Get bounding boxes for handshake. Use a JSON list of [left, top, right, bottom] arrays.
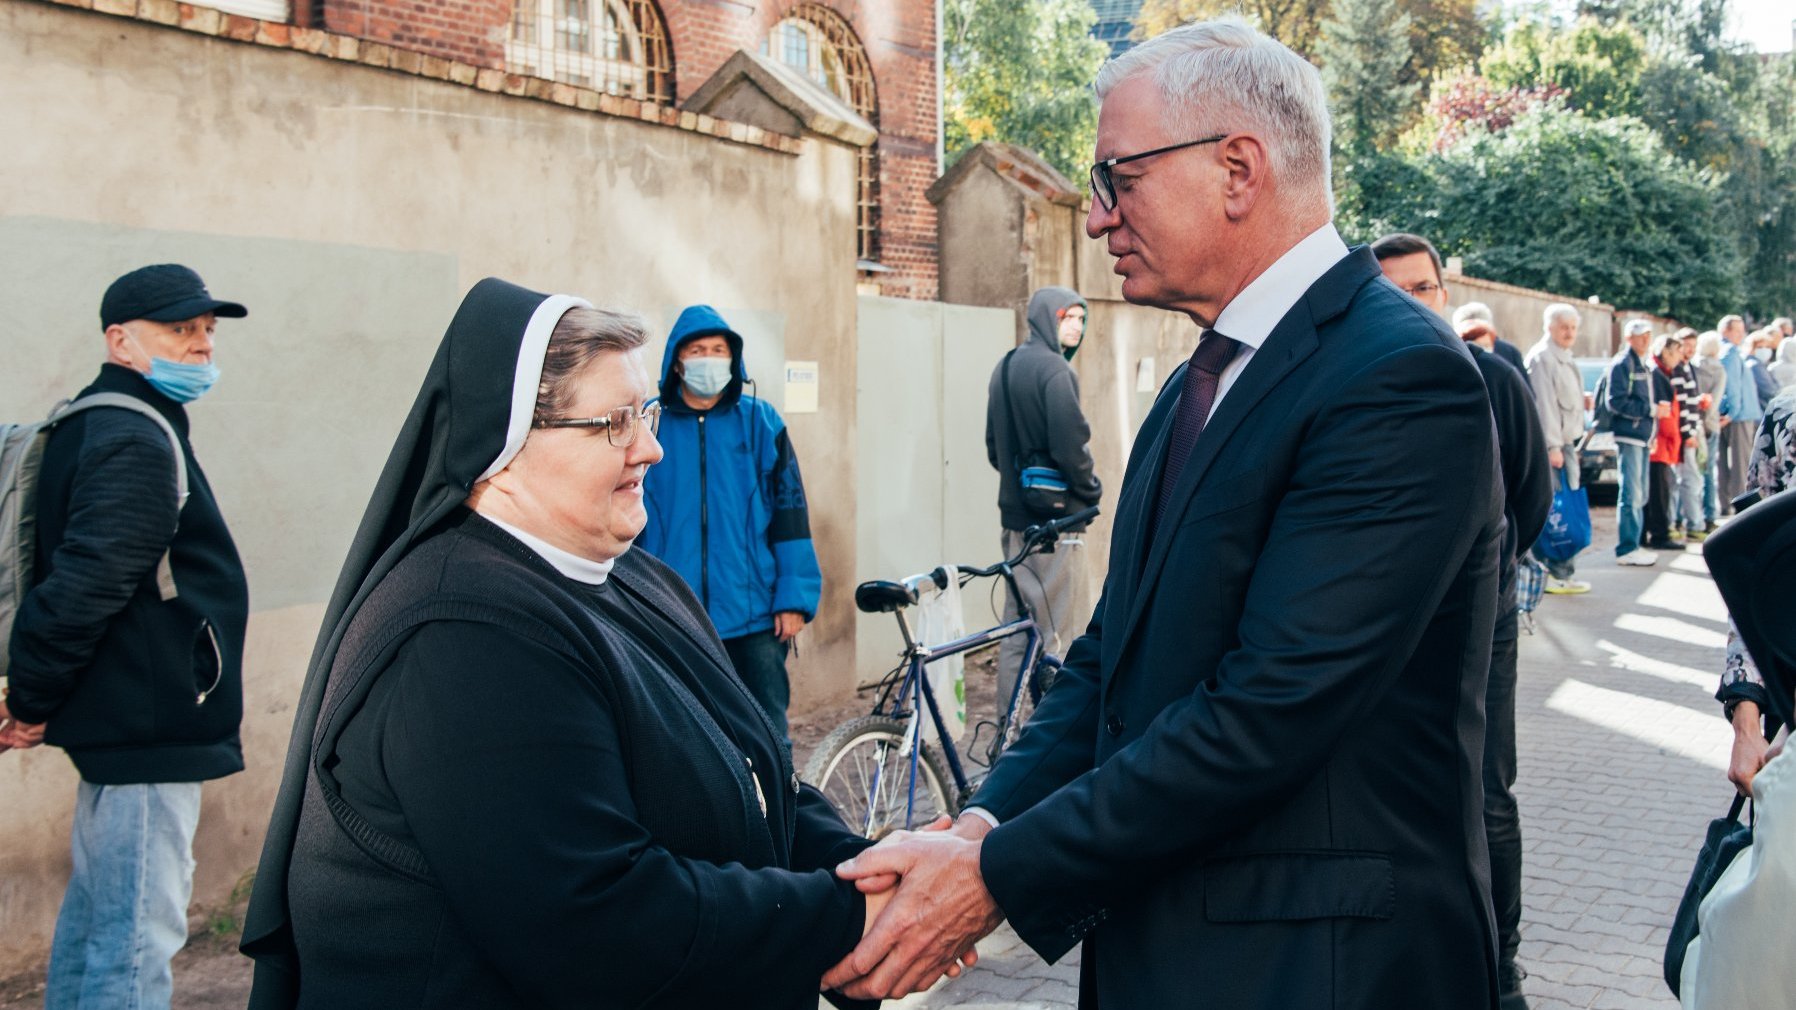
[[821, 813, 1008, 1000]]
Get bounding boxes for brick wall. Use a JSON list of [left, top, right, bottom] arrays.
[[313, 0, 941, 298], [320, 0, 509, 67]]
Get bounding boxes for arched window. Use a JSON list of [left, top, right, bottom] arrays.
[[764, 5, 879, 264], [507, 0, 674, 104]]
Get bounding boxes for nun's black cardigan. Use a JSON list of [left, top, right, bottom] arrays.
[[285, 510, 874, 1008]]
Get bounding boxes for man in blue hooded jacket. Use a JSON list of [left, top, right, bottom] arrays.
[[639, 306, 822, 739]]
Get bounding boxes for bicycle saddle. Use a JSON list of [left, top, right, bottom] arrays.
[[854, 580, 916, 613]]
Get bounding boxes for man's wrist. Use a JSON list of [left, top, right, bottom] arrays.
[[958, 807, 999, 833]]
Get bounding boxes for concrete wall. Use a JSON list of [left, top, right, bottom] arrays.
[[1446, 273, 1618, 360], [0, 0, 864, 973], [853, 297, 1012, 679]]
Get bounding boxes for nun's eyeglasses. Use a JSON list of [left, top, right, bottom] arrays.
[[535, 403, 662, 448]]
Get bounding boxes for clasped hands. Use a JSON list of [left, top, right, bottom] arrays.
[[822, 814, 1006, 1000]]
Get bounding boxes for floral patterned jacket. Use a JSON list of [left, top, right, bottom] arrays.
[[1718, 388, 1796, 719]]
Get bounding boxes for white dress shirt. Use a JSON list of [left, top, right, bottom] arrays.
[[1204, 222, 1350, 413]]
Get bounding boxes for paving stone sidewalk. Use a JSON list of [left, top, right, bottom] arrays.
[[851, 510, 1732, 1009]]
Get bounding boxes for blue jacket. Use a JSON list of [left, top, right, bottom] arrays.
[[638, 306, 822, 640], [1604, 348, 1656, 446], [1720, 342, 1763, 423]]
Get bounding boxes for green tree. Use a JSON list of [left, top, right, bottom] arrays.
[[1318, 0, 1420, 153], [1134, 0, 1485, 88], [1134, 0, 1329, 57], [942, 0, 1109, 182], [1373, 103, 1745, 322], [1482, 17, 1648, 118]]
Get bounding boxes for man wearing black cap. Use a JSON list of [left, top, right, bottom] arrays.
[[0, 265, 250, 1010]]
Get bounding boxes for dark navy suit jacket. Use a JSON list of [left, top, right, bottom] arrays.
[[971, 247, 1504, 1010]]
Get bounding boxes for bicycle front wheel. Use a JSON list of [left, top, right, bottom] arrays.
[[803, 715, 957, 839]]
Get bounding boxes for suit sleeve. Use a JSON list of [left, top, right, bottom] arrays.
[[979, 343, 1499, 962], [7, 422, 181, 723], [1043, 370, 1102, 504], [379, 622, 865, 1007], [1492, 362, 1552, 553], [763, 415, 821, 620]]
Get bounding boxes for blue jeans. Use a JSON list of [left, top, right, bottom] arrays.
[[46, 781, 202, 1010], [1703, 433, 1721, 523], [1615, 441, 1650, 556], [1676, 452, 1704, 529], [723, 629, 791, 743]]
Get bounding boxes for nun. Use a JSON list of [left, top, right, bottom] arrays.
[[240, 279, 886, 1008]]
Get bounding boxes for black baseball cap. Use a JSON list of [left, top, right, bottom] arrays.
[[99, 264, 248, 329]]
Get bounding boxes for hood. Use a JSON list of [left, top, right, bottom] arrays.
[[1026, 286, 1088, 361], [1778, 337, 1796, 366], [660, 304, 747, 412], [242, 277, 590, 992]]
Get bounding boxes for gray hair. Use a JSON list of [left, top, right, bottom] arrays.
[[1095, 17, 1333, 217], [534, 307, 648, 419], [1697, 331, 1723, 358], [1451, 302, 1493, 327], [1624, 319, 1653, 338], [1543, 303, 1580, 328], [1717, 314, 1744, 334]]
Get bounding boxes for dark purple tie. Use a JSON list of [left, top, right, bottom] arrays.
[[1154, 332, 1241, 531]]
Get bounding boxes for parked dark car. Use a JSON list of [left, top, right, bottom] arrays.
[[1575, 357, 1619, 505]]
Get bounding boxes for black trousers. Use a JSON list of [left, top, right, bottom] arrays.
[[1486, 568, 1524, 972], [1644, 460, 1677, 545]]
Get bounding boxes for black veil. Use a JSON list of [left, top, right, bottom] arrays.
[[241, 278, 590, 1006]]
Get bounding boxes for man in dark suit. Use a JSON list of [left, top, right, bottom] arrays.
[[1377, 232, 1551, 1010], [824, 17, 1505, 1009]]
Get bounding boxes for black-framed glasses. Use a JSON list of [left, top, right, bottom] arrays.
[[534, 402, 662, 448], [1090, 134, 1228, 210], [1400, 281, 1442, 298]]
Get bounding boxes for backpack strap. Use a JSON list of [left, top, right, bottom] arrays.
[[49, 393, 189, 601]]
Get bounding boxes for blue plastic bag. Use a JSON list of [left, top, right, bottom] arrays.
[[1535, 471, 1592, 563]]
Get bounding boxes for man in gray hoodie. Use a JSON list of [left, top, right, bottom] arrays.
[[985, 286, 1103, 726]]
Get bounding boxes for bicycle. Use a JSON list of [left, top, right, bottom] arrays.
[[802, 505, 1100, 839]]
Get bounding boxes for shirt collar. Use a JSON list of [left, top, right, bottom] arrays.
[[1210, 223, 1349, 349], [477, 510, 616, 585]]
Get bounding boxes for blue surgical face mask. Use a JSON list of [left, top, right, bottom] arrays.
[[680, 356, 733, 398], [130, 336, 220, 403]]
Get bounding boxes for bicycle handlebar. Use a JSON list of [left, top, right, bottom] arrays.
[[897, 505, 1104, 592]]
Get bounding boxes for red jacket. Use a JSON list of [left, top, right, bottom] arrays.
[[1652, 359, 1682, 464]]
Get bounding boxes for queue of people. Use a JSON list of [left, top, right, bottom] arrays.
[[1, 14, 1793, 1010]]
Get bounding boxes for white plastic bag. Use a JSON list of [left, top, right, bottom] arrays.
[[1681, 737, 1796, 1008], [911, 566, 967, 745]]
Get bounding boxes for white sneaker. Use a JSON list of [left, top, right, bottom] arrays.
[[1617, 550, 1658, 567]]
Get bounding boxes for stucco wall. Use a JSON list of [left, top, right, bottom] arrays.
[[0, 0, 864, 974], [1447, 273, 1618, 360]]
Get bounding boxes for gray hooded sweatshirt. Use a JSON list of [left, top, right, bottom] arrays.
[[985, 286, 1103, 530]]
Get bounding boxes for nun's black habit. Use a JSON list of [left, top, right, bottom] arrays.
[[242, 279, 874, 1009]]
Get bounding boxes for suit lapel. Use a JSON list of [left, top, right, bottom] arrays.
[[1107, 378, 1181, 612], [1111, 247, 1382, 660]]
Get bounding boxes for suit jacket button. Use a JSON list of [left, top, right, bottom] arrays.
[[1106, 714, 1124, 736]]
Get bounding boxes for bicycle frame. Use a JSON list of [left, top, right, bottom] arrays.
[[880, 572, 1046, 828]]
